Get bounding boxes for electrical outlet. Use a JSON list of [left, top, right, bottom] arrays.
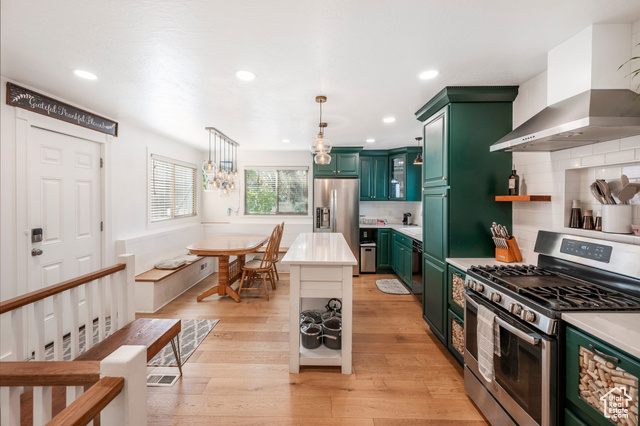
[[226, 208, 231, 216], [201, 262, 207, 270]]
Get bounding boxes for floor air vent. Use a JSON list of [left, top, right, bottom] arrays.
[[147, 373, 179, 387]]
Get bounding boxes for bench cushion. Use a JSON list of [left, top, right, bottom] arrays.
[[135, 257, 201, 282], [75, 318, 181, 362]]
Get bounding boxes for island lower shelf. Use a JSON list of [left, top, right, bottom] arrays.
[[282, 233, 356, 375], [299, 336, 342, 366]]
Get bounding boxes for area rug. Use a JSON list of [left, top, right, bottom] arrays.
[[30, 318, 218, 367], [375, 279, 410, 295], [148, 319, 218, 367]]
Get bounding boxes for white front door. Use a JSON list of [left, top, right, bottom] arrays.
[[27, 126, 102, 345]]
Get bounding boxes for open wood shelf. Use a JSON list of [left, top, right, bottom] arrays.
[[495, 195, 551, 202]]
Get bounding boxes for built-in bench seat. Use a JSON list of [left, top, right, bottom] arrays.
[[116, 225, 215, 313], [135, 256, 202, 282]]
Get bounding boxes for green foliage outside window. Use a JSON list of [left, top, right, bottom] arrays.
[[245, 168, 308, 215]]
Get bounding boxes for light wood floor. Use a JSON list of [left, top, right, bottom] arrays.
[[140, 272, 488, 425]]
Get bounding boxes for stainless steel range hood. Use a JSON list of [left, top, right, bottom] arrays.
[[490, 89, 640, 152]]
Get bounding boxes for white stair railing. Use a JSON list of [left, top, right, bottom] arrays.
[[0, 254, 136, 426]]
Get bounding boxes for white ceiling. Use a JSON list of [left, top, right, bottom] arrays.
[[2, 1, 640, 152]]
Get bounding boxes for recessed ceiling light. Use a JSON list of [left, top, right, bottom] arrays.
[[383, 117, 396, 123], [366, 138, 375, 143], [282, 139, 290, 143], [236, 70, 256, 81], [73, 69, 97, 80], [419, 70, 439, 80]]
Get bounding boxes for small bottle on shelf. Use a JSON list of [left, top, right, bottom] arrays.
[[582, 210, 594, 230], [508, 168, 520, 196]]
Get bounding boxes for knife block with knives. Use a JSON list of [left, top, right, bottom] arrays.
[[491, 222, 523, 263]]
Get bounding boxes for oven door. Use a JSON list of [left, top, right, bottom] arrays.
[[464, 292, 556, 426]]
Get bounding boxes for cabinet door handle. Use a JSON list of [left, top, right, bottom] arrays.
[[442, 176, 447, 180], [589, 344, 620, 364], [442, 194, 446, 198]]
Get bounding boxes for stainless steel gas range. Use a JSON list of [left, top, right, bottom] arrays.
[[463, 231, 640, 426]]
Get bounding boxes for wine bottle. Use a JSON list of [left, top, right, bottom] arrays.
[[508, 169, 519, 196]]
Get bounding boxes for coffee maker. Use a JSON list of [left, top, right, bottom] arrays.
[[402, 212, 412, 225]]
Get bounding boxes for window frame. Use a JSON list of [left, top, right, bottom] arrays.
[[243, 166, 309, 216], [149, 153, 198, 223]]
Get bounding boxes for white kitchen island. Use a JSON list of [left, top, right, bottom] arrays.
[[281, 232, 357, 374]]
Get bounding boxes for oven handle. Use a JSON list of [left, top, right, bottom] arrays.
[[465, 292, 540, 346], [495, 317, 540, 346]]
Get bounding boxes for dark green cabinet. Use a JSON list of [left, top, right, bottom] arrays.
[[313, 148, 362, 177], [389, 154, 406, 200], [565, 325, 640, 426], [422, 256, 446, 342], [360, 155, 388, 201], [376, 229, 392, 270], [422, 107, 448, 188], [447, 265, 466, 318], [390, 230, 413, 287], [388, 148, 421, 201], [415, 86, 518, 347], [336, 153, 359, 176], [422, 187, 448, 263]]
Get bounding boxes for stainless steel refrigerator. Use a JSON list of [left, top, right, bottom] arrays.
[[313, 178, 360, 276]]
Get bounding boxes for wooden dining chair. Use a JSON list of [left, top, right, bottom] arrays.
[[253, 221, 285, 285], [237, 225, 279, 300]]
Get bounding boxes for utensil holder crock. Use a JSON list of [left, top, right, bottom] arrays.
[[601, 204, 632, 234]]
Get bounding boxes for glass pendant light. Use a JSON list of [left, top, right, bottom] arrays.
[[413, 137, 423, 165], [311, 96, 332, 163], [204, 127, 240, 195]]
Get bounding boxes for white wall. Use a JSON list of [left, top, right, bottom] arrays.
[[0, 76, 205, 300], [200, 149, 314, 248], [510, 21, 640, 262]]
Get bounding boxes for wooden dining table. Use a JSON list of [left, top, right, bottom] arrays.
[[187, 234, 269, 303]]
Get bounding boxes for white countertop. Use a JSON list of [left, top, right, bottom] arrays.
[[562, 312, 640, 359], [360, 224, 422, 242], [446, 258, 528, 271], [281, 232, 357, 266]]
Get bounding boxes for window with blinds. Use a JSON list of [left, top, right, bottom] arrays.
[[150, 155, 197, 222], [244, 167, 308, 215]]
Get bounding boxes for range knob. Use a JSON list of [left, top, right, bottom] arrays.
[[509, 303, 523, 315], [521, 310, 536, 322], [465, 279, 474, 288], [475, 282, 484, 292], [490, 293, 502, 303]]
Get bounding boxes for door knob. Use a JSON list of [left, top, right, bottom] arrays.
[[31, 248, 43, 256]]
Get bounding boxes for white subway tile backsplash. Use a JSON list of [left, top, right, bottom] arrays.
[[570, 145, 594, 158], [592, 140, 620, 154], [513, 133, 640, 262], [620, 135, 640, 150], [605, 149, 636, 164], [581, 154, 606, 166]]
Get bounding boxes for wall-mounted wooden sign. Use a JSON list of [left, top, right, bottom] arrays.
[[6, 82, 118, 136]]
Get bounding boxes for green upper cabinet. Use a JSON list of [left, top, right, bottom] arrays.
[[389, 154, 406, 200], [422, 107, 447, 188], [388, 148, 421, 201], [313, 147, 362, 177], [360, 153, 388, 201], [415, 86, 518, 259]]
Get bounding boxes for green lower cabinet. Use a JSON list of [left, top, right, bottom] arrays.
[[376, 229, 391, 271], [565, 409, 589, 426], [447, 309, 464, 365], [400, 243, 412, 287], [565, 325, 640, 426], [423, 255, 446, 343]]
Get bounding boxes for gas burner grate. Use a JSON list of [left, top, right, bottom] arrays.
[[522, 285, 640, 310]]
